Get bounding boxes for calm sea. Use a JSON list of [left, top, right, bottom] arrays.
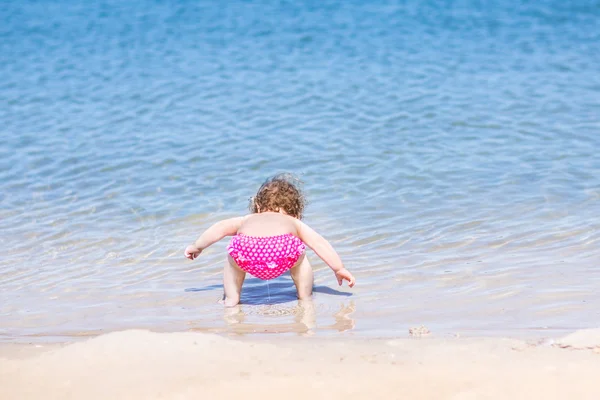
[[1, 0, 599, 341]]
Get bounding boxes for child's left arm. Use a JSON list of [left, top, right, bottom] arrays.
[[185, 217, 245, 260], [294, 219, 355, 287]]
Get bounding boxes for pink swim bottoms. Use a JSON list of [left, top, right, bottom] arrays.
[[227, 233, 306, 280]]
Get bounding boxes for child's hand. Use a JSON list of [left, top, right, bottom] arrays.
[[184, 245, 201, 260], [335, 268, 356, 288]]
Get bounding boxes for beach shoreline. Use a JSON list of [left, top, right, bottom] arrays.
[[1, 329, 599, 400]]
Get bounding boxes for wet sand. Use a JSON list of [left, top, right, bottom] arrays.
[[1, 329, 600, 399]]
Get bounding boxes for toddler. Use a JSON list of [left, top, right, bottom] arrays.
[[185, 174, 355, 306]]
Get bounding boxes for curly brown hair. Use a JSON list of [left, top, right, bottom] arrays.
[[249, 173, 306, 219]]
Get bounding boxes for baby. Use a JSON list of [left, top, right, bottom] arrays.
[[185, 174, 355, 306]]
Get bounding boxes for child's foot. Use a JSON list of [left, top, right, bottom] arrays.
[[222, 297, 240, 307]]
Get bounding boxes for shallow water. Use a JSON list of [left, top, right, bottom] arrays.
[[1, 0, 599, 342]]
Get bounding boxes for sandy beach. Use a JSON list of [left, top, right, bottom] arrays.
[[1, 329, 600, 400]]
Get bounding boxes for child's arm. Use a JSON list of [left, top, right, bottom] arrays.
[[295, 219, 355, 287], [185, 217, 245, 260]]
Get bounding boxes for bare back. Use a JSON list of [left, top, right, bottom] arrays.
[[237, 212, 298, 237]]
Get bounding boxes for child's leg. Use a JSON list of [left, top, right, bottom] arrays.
[[290, 254, 313, 300], [223, 255, 246, 307]]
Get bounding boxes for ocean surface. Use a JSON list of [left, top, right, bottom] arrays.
[[1, 0, 599, 342]]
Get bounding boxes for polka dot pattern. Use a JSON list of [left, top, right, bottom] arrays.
[[227, 233, 306, 280]]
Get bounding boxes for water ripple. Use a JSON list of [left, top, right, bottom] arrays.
[[1, 0, 599, 341]]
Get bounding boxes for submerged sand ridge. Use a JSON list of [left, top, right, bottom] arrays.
[[1, 329, 600, 399]]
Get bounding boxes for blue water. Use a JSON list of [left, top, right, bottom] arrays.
[[1, 0, 599, 341]]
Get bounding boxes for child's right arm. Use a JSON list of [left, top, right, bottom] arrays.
[[184, 217, 245, 260], [295, 219, 355, 287]]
